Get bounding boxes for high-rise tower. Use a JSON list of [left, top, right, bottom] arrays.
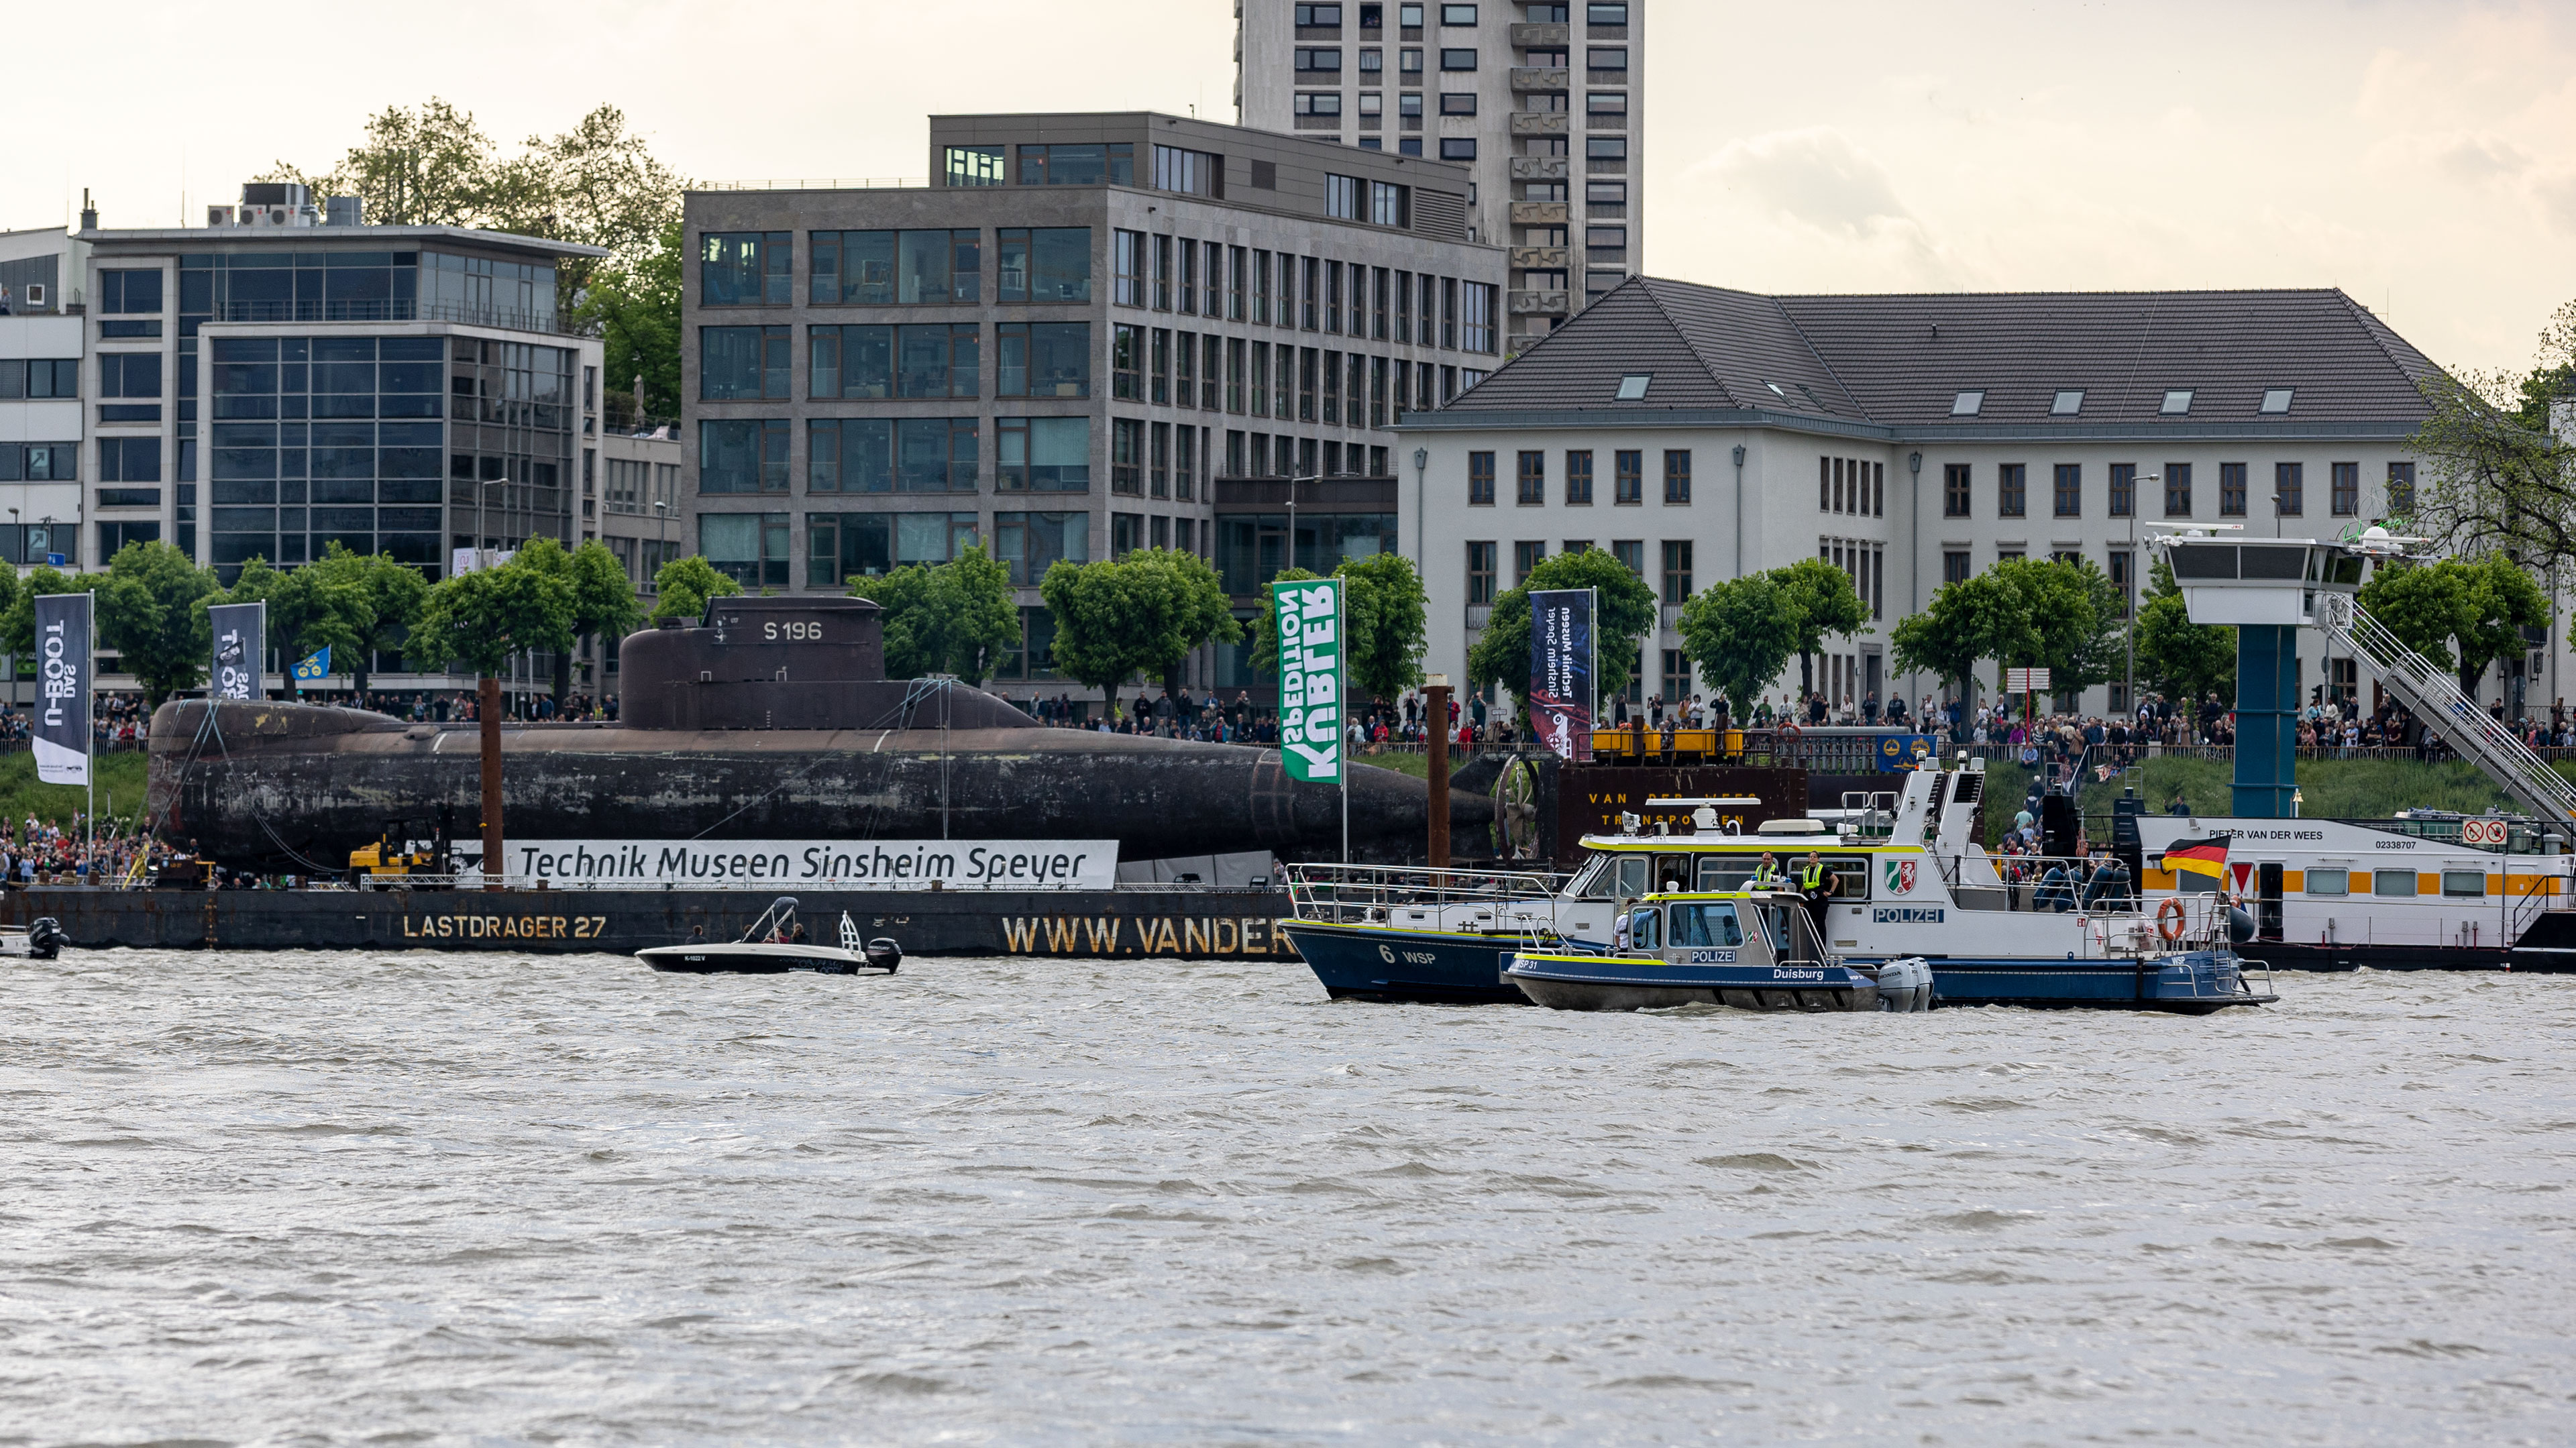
[[1238, 1, 1640, 353]]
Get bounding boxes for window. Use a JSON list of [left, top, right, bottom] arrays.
[[1513, 540, 1546, 583], [1997, 463, 2026, 517], [1326, 174, 1362, 220], [1587, 1, 1627, 19], [1295, 92, 1345, 117], [996, 322, 1091, 398], [99, 352, 162, 399], [896, 324, 979, 398], [1585, 137, 1626, 163], [1400, 47, 1424, 73], [0, 443, 76, 482], [1114, 230, 1146, 308], [1360, 49, 1385, 76], [1152, 146, 1223, 199], [1440, 48, 1479, 69], [1370, 180, 1411, 226], [700, 231, 792, 307], [1461, 282, 1496, 353], [1615, 373, 1650, 400], [894, 418, 978, 492], [2275, 461, 2303, 516], [1466, 541, 1497, 603], [99, 437, 161, 484], [1295, 46, 1344, 72], [1112, 418, 1142, 495], [2051, 389, 2084, 416], [2220, 462, 2247, 516], [993, 510, 1090, 585], [1943, 463, 1970, 517], [700, 512, 793, 588], [2161, 389, 2194, 415], [944, 146, 1006, 186], [1950, 390, 1983, 416], [1440, 138, 1479, 161], [2106, 462, 2135, 518], [2260, 388, 2294, 414], [1566, 450, 1594, 504], [1614, 449, 1642, 504], [807, 419, 891, 494], [808, 325, 892, 399], [1515, 450, 1545, 504], [1660, 540, 1692, 603], [1467, 449, 1496, 504], [2387, 461, 2416, 516], [1441, 2, 1477, 20], [1943, 551, 1971, 584], [700, 326, 790, 400], [1296, 1, 1343, 21], [1587, 180, 1628, 207], [1150, 329, 1171, 404], [808, 229, 978, 305], [2053, 463, 2082, 517], [699, 420, 790, 494], [2332, 461, 2359, 516], [2372, 869, 2418, 897], [1587, 92, 1627, 116], [2164, 463, 2192, 516], [1440, 92, 1479, 115], [2305, 868, 2349, 897], [0, 359, 78, 399], [1016, 143, 1134, 186], [100, 270, 164, 315], [1111, 512, 1144, 557], [1111, 325, 1142, 400], [998, 417, 1091, 494], [1303, 258, 1322, 329], [1662, 450, 1690, 504], [997, 227, 1092, 303]]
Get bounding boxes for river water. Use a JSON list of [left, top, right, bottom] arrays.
[[1, 952, 2570, 1446]]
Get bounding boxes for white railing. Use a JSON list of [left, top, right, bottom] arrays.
[[2317, 594, 2576, 830], [1286, 862, 1567, 936]]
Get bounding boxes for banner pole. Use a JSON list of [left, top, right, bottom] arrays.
[[1340, 577, 1349, 866]]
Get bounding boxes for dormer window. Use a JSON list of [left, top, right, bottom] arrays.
[[2260, 388, 2294, 414], [2161, 389, 2194, 415], [1615, 372, 1650, 400], [1950, 390, 1984, 416], [2051, 389, 2084, 415]]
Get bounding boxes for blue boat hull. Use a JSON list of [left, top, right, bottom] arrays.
[[1503, 953, 1880, 1012], [1856, 950, 2271, 1013], [1279, 920, 1529, 1005]]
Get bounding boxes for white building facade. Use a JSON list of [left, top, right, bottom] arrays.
[[1399, 277, 2472, 720]]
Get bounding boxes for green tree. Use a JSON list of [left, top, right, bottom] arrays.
[[512, 537, 642, 704], [576, 218, 684, 424], [1246, 553, 1429, 705], [649, 555, 743, 624], [1040, 549, 1243, 705], [857, 543, 1019, 685], [1465, 547, 1660, 714], [270, 557, 377, 693], [2131, 560, 2237, 711], [407, 558, 576, 679], [95, 541, 219, 706], [2402, 295, 2576, 555], [329, 547, 430, 693], [256, 98, 508, 229], [1774, 557, 1870, 697], [2357, 554, 2551, 700], [1677, 573, 1799, 716], [0, 565, 87, 657], [1891, 572, 1998, 714], [1990, 555, 2126, 691]]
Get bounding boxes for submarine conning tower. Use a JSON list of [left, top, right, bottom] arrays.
[[616, 596, 1037, 732]]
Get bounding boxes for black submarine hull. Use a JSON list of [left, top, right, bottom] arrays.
[[148, 701, 1477, 871]]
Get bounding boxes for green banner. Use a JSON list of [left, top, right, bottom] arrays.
[[1273, 576, 1343, 782]]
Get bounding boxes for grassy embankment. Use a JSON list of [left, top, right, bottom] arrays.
[[2075, 754, 2538, 826], [0, 750, 152, 833]]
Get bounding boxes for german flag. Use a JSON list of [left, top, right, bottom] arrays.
[[2158, 836, 2231, 891]]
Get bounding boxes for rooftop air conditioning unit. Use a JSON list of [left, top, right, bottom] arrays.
[[206, 205, 236, 227]]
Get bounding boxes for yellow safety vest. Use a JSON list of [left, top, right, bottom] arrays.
[[1798, 863, 1825, 891]]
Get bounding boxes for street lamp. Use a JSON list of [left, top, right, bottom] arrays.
[[1411, 446, 1428, 577], [2129, 474, 2159, 722]]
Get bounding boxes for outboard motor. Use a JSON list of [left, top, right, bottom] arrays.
[[25, 917, 67, 959], [1873, 956, 1934, 1012], [864, 938, 903, 973]]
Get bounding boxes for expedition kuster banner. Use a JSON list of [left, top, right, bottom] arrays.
[[1273, 576, 1343, 783], [32, 590, 91, 786], [209, 601, 265, 702], [1528, 586, 1596, 763]]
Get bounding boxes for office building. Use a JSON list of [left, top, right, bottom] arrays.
[[0, 226, 89, 575], [1238, 0, 1642, 350], [1399, 276, 2452, 718], [681, 111, 1506, 699]]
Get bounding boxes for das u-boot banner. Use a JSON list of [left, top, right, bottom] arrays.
[[32, 591, 91, 786], [209, 601, 266, 702]]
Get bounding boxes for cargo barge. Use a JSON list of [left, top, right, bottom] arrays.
[[0, 885, 1301, 960]]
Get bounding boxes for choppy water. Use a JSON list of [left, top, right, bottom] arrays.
[[2, 953, 2571, 1445]]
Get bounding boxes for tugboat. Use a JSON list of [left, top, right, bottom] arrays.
[[1503, 890, 1933, 1012], [637, 897, 902, 976]]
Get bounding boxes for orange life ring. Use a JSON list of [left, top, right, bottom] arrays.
[[1778, 722, 1803, 740], [2155, 896, 2187, 943]]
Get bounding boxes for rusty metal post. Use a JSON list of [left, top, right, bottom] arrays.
[[480, 674, 504, 891], [1426, 677, 1451, 868]]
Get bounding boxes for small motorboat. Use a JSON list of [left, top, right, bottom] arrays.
[[1503, 891, 1932, 1013], [0, 917, 68, 960], [637, 897, 901, 976]]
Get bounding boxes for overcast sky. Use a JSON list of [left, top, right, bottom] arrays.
[[7, 0, 2569, 372]]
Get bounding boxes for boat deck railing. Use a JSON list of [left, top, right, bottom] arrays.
[[1931, 850, 2146, 915], [1286, 862, 1568, 933]]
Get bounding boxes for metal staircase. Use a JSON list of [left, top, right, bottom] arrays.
[[2314, 593, 2576, 830]]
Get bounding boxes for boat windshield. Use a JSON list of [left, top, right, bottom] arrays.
[[1580, 853, 1653, 899], [1668, 901, 1743, 947], [1695, 856, 1759, 892]]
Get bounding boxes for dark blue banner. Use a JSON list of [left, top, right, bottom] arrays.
[[1529, 588, 1595, 763]]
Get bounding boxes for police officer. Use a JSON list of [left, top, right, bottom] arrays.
[[1750, 851, 1786, 889], [1796, 849, 1837, 944]]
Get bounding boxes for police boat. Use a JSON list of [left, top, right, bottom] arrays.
[[1503, 890, 1934, 1013], [637, 897, 902, 976]]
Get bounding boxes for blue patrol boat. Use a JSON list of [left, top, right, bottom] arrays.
[[1278, 865, 1566, 1004], [1502, 891, 1933, 1012]]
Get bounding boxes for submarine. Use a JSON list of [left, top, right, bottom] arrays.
[[147, 595, 1479, 871]]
